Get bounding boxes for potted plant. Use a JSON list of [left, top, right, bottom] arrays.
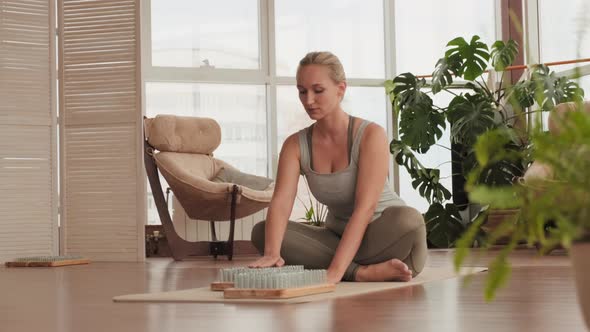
[[297, 177, 327, 227], [454, 100, 590, 327], [386, 35, 583, 248]]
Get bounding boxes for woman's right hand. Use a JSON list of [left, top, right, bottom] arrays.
[[248, 255, 285, 268]]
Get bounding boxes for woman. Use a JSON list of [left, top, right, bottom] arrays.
[[250, 51, 427, 283]]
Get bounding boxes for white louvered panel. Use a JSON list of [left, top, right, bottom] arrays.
[[59, 0, 143, 261], [62, 124, 138, 261], [0, 125, 54, 260], [61, 1, 137, 127], [0, 0, 52, 126], [0, 0, 57, 263]]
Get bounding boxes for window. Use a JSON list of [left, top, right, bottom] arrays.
[[143, 0, 505, 223], [538, 0, 590, 70], [394, 0, 497, 75], [145, 83, 267, 175], [536, 0, 590, 128], [276, 87, 388, 146], [394, 0, 498, 213], [275, 0, 385, 78], [151, 0, 260, 69], [145, 1, 267, 225]]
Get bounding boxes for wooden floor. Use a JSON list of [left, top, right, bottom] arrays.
[[0, 249, 586, 332]]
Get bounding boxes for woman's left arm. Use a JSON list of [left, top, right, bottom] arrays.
[[327, 123, 390, 283]]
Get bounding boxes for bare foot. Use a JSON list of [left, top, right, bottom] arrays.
[[354, 259, 413, 282]]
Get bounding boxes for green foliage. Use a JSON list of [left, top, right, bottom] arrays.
[[398, 97, 446, 153], [464, 129, 526, 186], [297, 177, 327, 227], [424, 203, 465, 248], [391, 140, 452, 204], [432, 55, 463, 94], [447, 94, 496, 147], [472, 127, 518, 166], [387, 35, 583, 249], [386, 73, 429, 118], [454, 208, 488, 268], [468, 186, 522, 209], [410, 168, 452, 204], [490, 40, 518, 71], [511, 80, 536, 108], [455, 105, 590, 301], [531, 65, 585, 111], [445, 35, 490, 81], [484, 241, 515, 301]]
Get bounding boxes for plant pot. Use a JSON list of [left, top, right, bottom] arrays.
[[482, 209, 520, 244], [570, 241, 590, 329]]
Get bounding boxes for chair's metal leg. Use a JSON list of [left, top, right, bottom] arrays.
[[227, 185, 238, 261], [210, 221, 218, 242], [144, 139, 209, 260], [210, 221, 218, 259]]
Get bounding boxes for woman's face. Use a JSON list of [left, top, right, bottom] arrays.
[[296, 64, 346, 120]]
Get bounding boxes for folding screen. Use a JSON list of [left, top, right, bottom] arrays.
[[0, 0, 58, 262], [58, 0, 144, 261]]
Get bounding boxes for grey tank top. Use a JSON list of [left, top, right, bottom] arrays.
[[298, 116, 405, 236]]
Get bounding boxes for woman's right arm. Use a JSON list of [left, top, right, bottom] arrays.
[[248, 134, 301, 268]]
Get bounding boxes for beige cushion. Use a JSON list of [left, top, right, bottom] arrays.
[[213, 167, 273, 191], [144, 115, 221, 154], [155, 152, 220, 184], [154, 152, 273, 220], [154, 152, 274, 200]]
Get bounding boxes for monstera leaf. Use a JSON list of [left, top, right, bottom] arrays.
[[463, 150, 524, 187], [384, 79, 396, 104], [447, 94, 496, 147], [554, 76, 585, 102], [424, 203, 465, 248], [445, 35, 490, 81], [392, 140, 452, 204], [387, 73, 429, 116], [399, 97, 445, 153], [461, 126, 525, 186], [509, 80, 536, 108], [490, 40, 518, 71], [464, 81, 495, 101], [531, 65, 560, 111], [431, 54, 463, 94], [410, 168, 452, 204], [531, 66, 585, 111], [390, 139, 423, 172]]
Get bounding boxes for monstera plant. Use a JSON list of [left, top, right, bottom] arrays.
[[385, 35, 584, 248]]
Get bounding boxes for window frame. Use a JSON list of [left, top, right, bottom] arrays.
[[141, 0, 395, 188], [140, 0, 590, 223], [524, 0, 590, 127]]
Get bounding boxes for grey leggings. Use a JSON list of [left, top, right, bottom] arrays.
[[250, 205, 427, 281]]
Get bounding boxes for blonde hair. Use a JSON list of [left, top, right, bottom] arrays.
[[296, 51, 346, 83]]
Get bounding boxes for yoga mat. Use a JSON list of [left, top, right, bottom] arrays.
[[113, 266, 486, 304]]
